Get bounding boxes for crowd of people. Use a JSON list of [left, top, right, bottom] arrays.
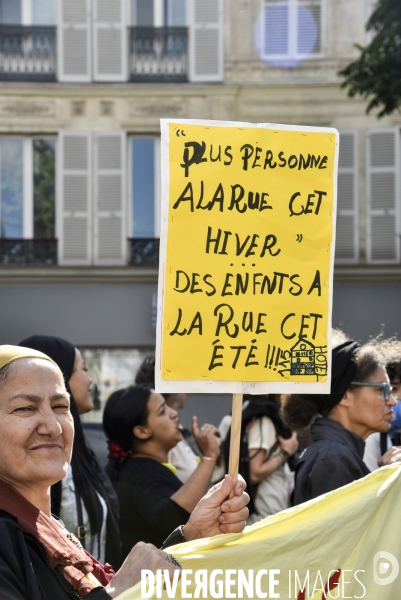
[[0, 328, 400, 598]]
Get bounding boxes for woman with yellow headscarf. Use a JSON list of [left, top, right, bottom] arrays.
[[0, 345, 249, 600]]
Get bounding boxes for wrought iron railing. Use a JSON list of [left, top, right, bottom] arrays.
[[128, 238, 159, 266], [0, 239, 57, 265], [0, 25, 56, 81], [129, 27, 188, 82]]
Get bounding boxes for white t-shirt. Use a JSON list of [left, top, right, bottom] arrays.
[[246, 416, 293, 524], [59, 465, 107, 563], [363, 432, 392, 472], [168, 439, 200, 483]]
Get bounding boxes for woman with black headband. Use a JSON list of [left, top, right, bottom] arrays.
[[282, 340, 398, 505], [19, 335, 121, 568]]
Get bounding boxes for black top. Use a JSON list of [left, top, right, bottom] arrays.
[[111, 457, 190, 558], [292, 417, 371, 505], [0, 510, 111, 600]]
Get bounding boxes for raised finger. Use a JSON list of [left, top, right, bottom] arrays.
[[192, 415, 199, 436]]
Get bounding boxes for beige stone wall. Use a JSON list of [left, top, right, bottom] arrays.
[[0, 0, 394, 134], [0, 0, 398, 280]]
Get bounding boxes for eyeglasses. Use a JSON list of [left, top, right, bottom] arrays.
[[351, 381, 394, 401]]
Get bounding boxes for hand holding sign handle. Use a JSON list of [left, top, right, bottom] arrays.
[[228, 393, 244, 496]]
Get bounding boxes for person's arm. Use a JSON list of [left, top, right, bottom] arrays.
[[106, 475, 249, 597], [249, 432, 298, 483], [170, 418, 220, 512], [105, 543, 179, 599]]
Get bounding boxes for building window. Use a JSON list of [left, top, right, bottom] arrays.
[[32, 0, 56, 25], [131, 0, 186, 27], [0, 139, 23, 237], [0, 0, 55, 25], [131, 137, 159, 238], [0, 136, 55, 239], [0, 0, 21, 24], [164, 0, 186, 26], [33, 139, 56, 238], [131, 0, 154, 26], [258, 0, 323, 68]]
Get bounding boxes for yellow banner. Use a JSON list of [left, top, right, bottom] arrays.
[[118, 465, 401, 600], [157, 120, 338, 392]]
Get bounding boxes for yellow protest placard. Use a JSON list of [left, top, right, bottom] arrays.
[[156, 120, 338, 394]]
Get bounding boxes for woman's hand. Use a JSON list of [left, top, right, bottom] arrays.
[[378, 446, 401, 467], [182, 474, 249, 541], [192, 416, 220, 461], [277, 432, 298, 456], [105, 542, 180, 598]]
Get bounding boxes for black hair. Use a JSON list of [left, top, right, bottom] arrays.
[[135, 356, 155, 388], [103, 385, 152, 482], [134, 356, 173, 401], [387, 362, 401, 381]]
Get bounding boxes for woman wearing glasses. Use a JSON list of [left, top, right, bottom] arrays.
[[282, 340, 399, 505]]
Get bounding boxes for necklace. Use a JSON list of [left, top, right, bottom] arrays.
[[66, 531, 84, 549], [52, 516, 84, 549]]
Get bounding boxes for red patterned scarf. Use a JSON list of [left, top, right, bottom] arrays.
[[0, 479, 113, 598]]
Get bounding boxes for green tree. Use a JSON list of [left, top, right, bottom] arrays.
[[339, 0, 401, 117]]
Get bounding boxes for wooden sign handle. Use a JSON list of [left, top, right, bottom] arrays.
[[228, 393, 243, 488]]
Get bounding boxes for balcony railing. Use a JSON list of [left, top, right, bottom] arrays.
[[128, 238, 159, 266], [0, 239, 57, 265], [0, 25, 56, 81], [129, 27, 188, 82]]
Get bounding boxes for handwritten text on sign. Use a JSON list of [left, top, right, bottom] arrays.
[[160, 122, 337, 383]]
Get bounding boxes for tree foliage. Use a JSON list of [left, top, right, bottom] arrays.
[[339, 0, 401, 118]]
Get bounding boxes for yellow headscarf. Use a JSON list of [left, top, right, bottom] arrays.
[[0, 345, 58, 371]]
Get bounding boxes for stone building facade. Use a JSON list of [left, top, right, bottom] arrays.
[[0, 0, 399, 419]]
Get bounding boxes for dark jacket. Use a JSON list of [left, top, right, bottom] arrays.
[[0, 510, 111, 600], [292, 417, 371, 505]]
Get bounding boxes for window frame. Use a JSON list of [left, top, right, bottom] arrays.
[[260, 0, 325, 64], [130, 0, 188, 27], [0, 134, 56, 240], [129, 135, 161, 240], [21, 0, 56, 25]]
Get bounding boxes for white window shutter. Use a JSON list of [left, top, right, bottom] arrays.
[[335, 131, 359, 263], [297, 0, 323, 56], [58, 0, 91, 82], [93, 0, 127, 82], [366, 128, 400, 263], [94, 132, 126, 265], [189, 0, 223, 82], [58, 132, 92, 265]]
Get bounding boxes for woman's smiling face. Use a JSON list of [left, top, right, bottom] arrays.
[[0, 358, 74, 494]]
